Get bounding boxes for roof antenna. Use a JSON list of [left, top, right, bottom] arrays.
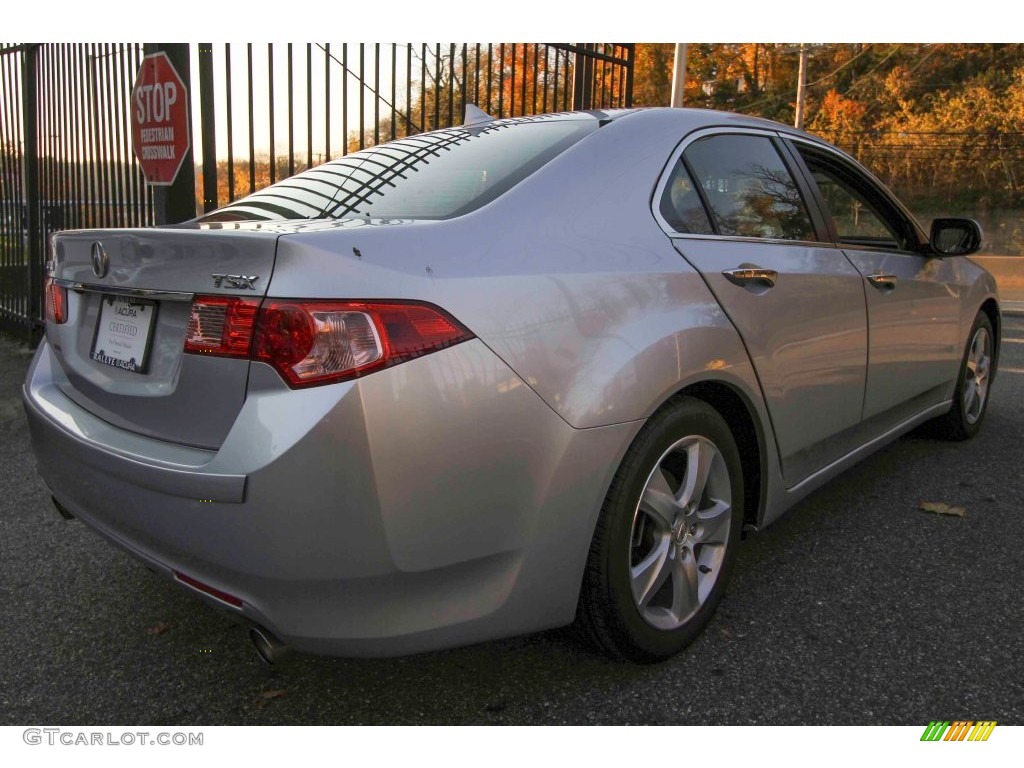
[[463, 103, 496, 127]]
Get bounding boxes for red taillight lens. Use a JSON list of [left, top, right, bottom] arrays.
[[185, 297, 473, 387], [251, 302, 320, 372], [44, 277, 67, 325], [375, 303, 473, 364], [185, 296, 260, 357], [254, 300, 473, 388]]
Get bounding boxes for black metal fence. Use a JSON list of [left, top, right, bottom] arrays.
[[0, 42, 633, 342], [197, 43, 634, 211], [1, 43, 154, 341]]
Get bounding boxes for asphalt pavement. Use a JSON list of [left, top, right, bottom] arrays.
[[1, 317, 1022, 726]]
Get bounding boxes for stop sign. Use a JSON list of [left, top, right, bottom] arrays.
[[131, 52, 191, 185]]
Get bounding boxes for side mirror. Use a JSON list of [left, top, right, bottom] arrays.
[[930, 218, 982, 256]]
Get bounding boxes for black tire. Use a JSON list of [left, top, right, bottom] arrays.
[[577, 396, 744, 663], [931, 311, 995, 441]]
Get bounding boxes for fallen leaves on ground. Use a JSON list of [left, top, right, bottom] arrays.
[[254, 689, 287, 707], [919, 501, 967, 517], [145, 622, 172, 636], [719, 627, 746, 640]]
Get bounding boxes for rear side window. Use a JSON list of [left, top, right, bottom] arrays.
[[200, 117, 598, 223], [659, 161, 714, 234], [683, 134, 815, 241]]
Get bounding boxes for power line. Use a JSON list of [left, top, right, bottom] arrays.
[[815, 129, 1024, 136], [805, 44, 875, 87]]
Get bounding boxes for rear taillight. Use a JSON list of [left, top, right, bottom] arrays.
[[253, 300, 474, 388], [185, 296, 260, 357], [183, 297, 473, 388], [44, 277, 67, 325]]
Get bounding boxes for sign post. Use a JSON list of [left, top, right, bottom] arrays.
[[133, 44, 196, 223]]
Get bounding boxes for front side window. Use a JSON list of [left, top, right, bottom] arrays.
[[683, 134, 815, 241], [199, 116, 598, 223], [812, 170, 895, 242], [796, 145, 919, 252]]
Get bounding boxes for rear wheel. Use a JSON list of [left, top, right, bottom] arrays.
[[931, 311, 995, 441], [578, 397, 744, 662]]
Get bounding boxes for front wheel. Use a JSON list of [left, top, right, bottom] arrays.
[[577, 397, 744, 663], [931, 311, 995, 441]]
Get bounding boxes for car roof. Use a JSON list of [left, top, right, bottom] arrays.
[[609, 106, 824, 142], [467, 107, 836, 158]]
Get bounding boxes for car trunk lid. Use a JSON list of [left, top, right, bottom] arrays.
[[46, 227, 279, 449]]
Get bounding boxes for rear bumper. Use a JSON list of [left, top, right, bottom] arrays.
[[24, 339, 640, 657]]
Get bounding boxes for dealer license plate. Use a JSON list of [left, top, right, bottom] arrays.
[[90, 295, 157, 373]]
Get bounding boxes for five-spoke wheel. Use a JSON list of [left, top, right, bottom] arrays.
[[577, 397, 743, 662], [630, 435, 733, 631], [932, 311, 996, 440], [962, 323, 992, 426]]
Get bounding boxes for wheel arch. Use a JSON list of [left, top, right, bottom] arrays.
[[573, 380, 764, 660], [647, 379, 766, 532]]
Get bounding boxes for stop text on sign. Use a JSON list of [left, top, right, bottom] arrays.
[[135, 82, 179, 124]]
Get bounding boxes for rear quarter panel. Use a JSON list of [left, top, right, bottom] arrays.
[[273, 110, 773, 432]]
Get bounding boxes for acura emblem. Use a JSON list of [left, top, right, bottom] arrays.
[[90, 242, 109, 279]]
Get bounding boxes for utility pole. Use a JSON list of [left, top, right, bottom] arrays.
[[671, 44, 687, 107], [794, 43, 809, 130]]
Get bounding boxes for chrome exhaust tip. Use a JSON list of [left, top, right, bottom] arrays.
[[249, 626, 292, 665]]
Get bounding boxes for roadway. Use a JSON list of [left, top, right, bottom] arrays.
[[1, 316, 1022, 725]]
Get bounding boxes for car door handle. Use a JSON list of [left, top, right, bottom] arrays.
[[721, 267, 778, 290], [866, 273, 897, 292]]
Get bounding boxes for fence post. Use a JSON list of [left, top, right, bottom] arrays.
[[198, 43, 217, 213], [143, 43, 197, 224], [623, 44, 635, 108], [571, 44, 585, 110], [571, 44, 595, 111], [22, 43, 41, 344]]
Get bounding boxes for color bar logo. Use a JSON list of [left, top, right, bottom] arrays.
[[920, 721, 997, 741]]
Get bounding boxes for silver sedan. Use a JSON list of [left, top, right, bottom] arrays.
[[23, 108, 1000, 663]]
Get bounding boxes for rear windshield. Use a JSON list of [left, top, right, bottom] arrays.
[[199, 116, 597, 223]]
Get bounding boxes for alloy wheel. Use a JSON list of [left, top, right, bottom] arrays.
[[963, 325, 992, 425], [629, 435, 732, 631]]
